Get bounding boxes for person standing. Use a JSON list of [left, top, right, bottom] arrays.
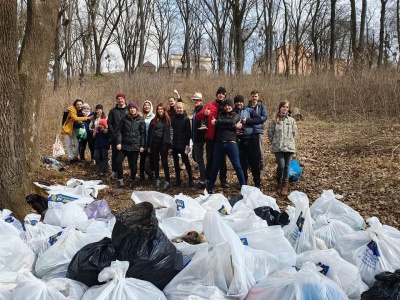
[[147, 103, 173, 191], [233, 95, 262, 188], [195, 87, 229, 188], [267, 100, 298, 196], [207, 99, 245, 194], [139, 100, 155, 181], [247, 90, 268, 172], [167, 89, 184, 117], [115, 102, 146, 189], [190, 92, 207, 190], [108, 93, 128, 179], [78, 103, 95, 161], [61, 99, 92, 163], [171, 102, 194, 187], [93, 119, 110, 175]]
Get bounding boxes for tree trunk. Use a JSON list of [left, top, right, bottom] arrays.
[[1, 0, 60, 220], [377, 0, 388, 67], [349, 0, 357, 66], [329, 0, 336, 73], [358, 0, 367, 67]]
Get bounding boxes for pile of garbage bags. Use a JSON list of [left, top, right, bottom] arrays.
[[1, 180, 400, 299]]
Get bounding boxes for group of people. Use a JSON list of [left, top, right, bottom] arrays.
[[60, 87, 297, 195]]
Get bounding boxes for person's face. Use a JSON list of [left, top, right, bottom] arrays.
[[143, 103, 151, 112], [216, 92, 226, 102], [129, 107, 138, 116], [192, 99, 202, 107], [82, 108, 90, 114], [280, 103, 290, 114], [175, 104, 184, 114], [75, 101, 83, 110], [251, 93, 259, 104], [224, 104, 232, 112], [116, 97, 125, 107], [168, 98, 176, 107], [98, 124, 105, 131], [157, 106, 165, 117], [235, 102, 243, 110], [96, 108, 103, 115]]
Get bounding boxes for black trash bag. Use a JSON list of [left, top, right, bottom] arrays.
[[144, 155, 153, 177], [254, 206, 290, 226], [361, 269, 400, 300], [25, 194, 48, 216], [227, 194, 243, 207], [112, 202, 183, 290], [66, 237, 116, 287]]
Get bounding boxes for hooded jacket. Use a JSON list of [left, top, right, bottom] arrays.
[[61, 105, 89, 136], [247, 100, 267, 134], [141, 100, 155, 145]]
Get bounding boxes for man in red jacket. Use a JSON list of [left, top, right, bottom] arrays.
[[195, 87, 230, 188]]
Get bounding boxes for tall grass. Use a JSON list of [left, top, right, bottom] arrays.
[[40, 69, 400, 147]]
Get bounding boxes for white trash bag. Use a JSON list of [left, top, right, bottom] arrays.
[[284, 191, 316, 254], [0, 235, 35, 273], [231, 185, 279, 213], [174, 193, 207, 220], [131, 191, 176, 220], [81, 260, 166, 300], [310, 189, 365, 231], [313, 215, 355, 248], [334, 216, 400, 287]]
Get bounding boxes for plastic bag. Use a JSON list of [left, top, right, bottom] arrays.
[[231, 185, 279, 213], [84, 199, 114, 221], [131, 191, 176, 221], [111, 202, 183, 290], [288, 159, 302, 182], [310, 189, 365, 231], [66, 237, 116, 287], [313, 215, 355, 248], [361, 269, 400, 300], [0, 209, 23, 237], [0, 235, 35, 273], [81, 260, 166, 300], [144, 155, 152, 176], [284, 191, 316, 254], [254, 206, 290, 226], [296, 249, 368, 299], [174, 193, 207, 220], [44, 201, 88, 228], [335, 217, 400, 287], [75, 127, 87, 142], [52, 134, 65, 158], [196, 193, 232, 215]]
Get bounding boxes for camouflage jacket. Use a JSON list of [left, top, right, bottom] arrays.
[[267, 114, 297, 153]]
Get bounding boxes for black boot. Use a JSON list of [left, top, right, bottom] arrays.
[[139, 172, 145, 182]]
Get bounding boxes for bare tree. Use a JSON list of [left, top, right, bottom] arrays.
[[378, 0, 389, 67], [397, 0, 400, 66], [329, 0, 337, 72], [1, 0, 60, 219]]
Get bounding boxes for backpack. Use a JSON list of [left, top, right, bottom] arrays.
[[62, 110, 69, 126]]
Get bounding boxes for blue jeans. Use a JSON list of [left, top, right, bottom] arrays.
[[208, 142, 245, 191]]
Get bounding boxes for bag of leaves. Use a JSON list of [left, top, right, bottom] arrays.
[[66, 237, 116, 287], [111, 202, 183, 290], [361, 269, 400, 300]]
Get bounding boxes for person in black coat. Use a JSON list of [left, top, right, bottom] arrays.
[[147, 103, 173, 191], [115, 102, 145, 189], [171, 102, 193, 187]]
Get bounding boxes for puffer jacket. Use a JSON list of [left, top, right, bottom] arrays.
[[108, 105, 128, 142], [267, 114, 297, 153], [171, 113, 191, 151], [215, 111, 240, 143], [116, 114, 145, 151]]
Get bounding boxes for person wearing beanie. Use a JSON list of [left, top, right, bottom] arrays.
[[108, 93, 128, 180], [77, 103, 95, 161], [233, 94, 263, 189], [195, 86, 230, 189], [90, 103, 107, 164], [61, 99, 93, 163], [147, 103, 173, 191], [115, 102, 145, 189], [93, 117, 110, 175], [207, 98, 245, 194], [139, 100, 155, 181]]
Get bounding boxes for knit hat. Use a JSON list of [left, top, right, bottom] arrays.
[[95, 104, 103, 110], [216, 87, 227, 96], [234, 95, 244, 103], [99, 119, 108, 127], [127, 102, 138, 109], [116, 93, 126, 100], [191, 92, 203, 100], [82, 103, 90, 109], [222, 99, 233, 108]]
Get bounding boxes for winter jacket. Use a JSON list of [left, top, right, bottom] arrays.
[[147, 118, 173, 149], [233, 107, 262, 139], [142, 112, 155, 146], [195, 100, 219, 140], [267, 114, 297, 153], [192, 105, 206, 143], [94, 129, 110, 149], [108, 105, 128, 142], [171, 113, 191, 151], [61, 106, 89, 136], [116, 114, 146, 152], [247, 100, 267, 134], [215, 111, 240, 143]]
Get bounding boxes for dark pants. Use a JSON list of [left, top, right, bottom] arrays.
[[192, 141, 206, 182], [139, 151, 151, 175], [110, 140, 118, 172], [275, 152, 293, 179], [208, 142, 245, 191], [205, 139, 227, 182], [94, 148, 109, 173], [238, 138, 261, 185], [151, 142, 170, 182], [79, 139, 88, 160], [172, 148, 193, 182], [116, 150, 139, 180]]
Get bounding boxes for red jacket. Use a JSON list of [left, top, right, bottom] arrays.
[[195, 100, 219, 140]]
